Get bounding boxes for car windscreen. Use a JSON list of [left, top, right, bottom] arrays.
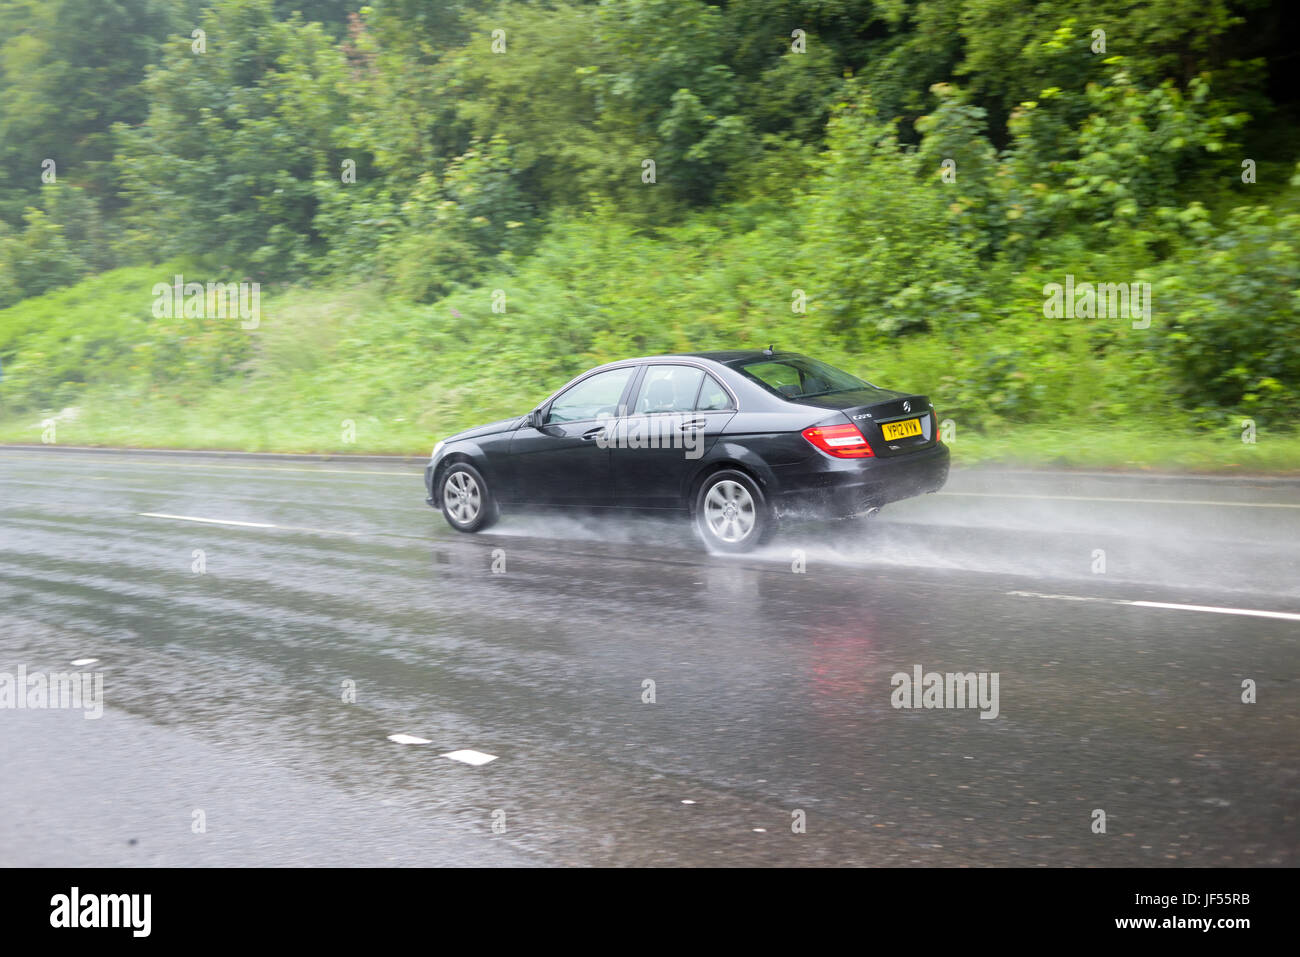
[[734, 356, 870, 400]]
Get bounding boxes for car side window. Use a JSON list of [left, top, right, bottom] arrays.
[[632, 365, 705, 415], [696, 374, 734, 411], [545, 367, 634, 424]]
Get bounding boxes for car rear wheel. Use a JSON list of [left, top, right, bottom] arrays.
[[694, 470, 771, 553], [440, 463, 497, 533]]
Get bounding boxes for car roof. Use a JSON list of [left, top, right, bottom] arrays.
[[619, 350, 801, 366]]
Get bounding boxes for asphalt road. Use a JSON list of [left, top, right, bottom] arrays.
[[1, 447, 1297, 866]]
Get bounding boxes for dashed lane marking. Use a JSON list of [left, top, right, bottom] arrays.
[[942, 491, 1300, 509], [1007, 590, 1300, 622]]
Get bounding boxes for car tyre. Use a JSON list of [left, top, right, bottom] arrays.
[[440, 462, 497, 533], [694, 469, 772, 553]]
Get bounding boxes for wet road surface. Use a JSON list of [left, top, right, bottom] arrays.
[[1, 448, 1297, 866]]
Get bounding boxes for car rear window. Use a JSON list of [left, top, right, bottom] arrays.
[[736, 357, 868, 399]]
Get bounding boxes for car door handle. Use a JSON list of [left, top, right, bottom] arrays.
[[581, 427, 606, 441], [679, 419, 706, 430]]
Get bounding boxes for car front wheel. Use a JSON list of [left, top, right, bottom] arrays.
[[694, 469, 771, 553], [440, 462, 497, 533]]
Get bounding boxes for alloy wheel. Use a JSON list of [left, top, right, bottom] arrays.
[[704, 479, 756, 543], [444, 470, 482, 525]]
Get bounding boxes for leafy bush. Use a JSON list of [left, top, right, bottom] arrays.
[[1155, 195, 1300, 425]]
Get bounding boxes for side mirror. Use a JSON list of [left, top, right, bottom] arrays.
[[528, 409, 545, 428]]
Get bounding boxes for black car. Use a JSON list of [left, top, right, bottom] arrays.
[[425, 350, 949, 551]]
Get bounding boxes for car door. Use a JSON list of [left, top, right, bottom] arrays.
[[611, 364, 737, 509], [507, 365, 637, 506]]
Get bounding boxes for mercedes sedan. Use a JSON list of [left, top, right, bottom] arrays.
[[425, 350, 949, 551]]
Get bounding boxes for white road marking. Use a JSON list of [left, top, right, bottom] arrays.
[[441, 749, 498, 766], [0, 452, 417, 478], [1006, 591, 1094, 602], [941, 491, 1300, 509], [1129, 600, 1300, 622], [139, 512, 276, 528], [1007, 590, 1300, 622], [387, 734, 431, 745], [70, 658, 98, 666], [138, 512, 367, 536]]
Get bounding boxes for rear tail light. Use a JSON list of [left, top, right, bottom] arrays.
[[932, 410, 941, 443], [802, 422, 874, 458]]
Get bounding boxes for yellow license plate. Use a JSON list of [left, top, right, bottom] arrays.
[[881, 418, 923, 441]]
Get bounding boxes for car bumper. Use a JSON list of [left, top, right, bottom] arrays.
[[424, 462, 437, 507], [768, 442, 950, 519]]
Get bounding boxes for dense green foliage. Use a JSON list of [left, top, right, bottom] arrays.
[[1, 0, 1297, 454]]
